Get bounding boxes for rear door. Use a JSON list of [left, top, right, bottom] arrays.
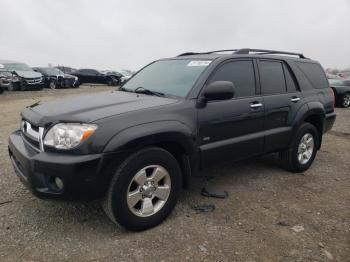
[[198, 59, 265, 165], [257, 59, 303, 152]]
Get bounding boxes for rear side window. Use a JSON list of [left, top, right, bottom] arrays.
[[209, 60, 256, 98], [296, 62, 329, 89], [259, 61, 286, 94]]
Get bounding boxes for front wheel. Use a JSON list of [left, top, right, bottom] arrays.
[[280, 123, 319, 173], [7, 83, 17, 91], [106, 78, 113, 86], [49, 80, 57, 89], [103, 147, 182, 231]]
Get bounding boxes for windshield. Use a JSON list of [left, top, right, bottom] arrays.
[[40, 68, 64, 75], [122, 59, 211, 97], [4, 63, 33, 71]]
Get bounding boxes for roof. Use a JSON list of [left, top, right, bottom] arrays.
[[173, 48, 311, 61]]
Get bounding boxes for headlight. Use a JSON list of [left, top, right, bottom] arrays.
[[44, 123, 97, 150]]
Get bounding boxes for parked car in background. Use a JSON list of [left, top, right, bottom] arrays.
[[33, 67, 79, 89], [116, 69, 133, 84], [326, 73, 342, 80], [339, 70, 350, 79], [0, 64, 12, 93], [100, 70, 123, 84], [55, 66, 77, 74], [71, 69, 121, 86], [0, 60, 43, 91], [329, 79, 350, 108], [8, 48, 336, 231]]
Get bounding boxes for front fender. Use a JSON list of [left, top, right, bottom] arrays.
[[103, 121, 196, 154]]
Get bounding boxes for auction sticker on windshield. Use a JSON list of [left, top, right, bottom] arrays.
[[187, 61, 211, 67]]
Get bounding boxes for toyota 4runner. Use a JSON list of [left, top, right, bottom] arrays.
[[8, 49, 336, 231]]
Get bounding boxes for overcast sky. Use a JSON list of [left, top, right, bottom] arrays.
[[1, 0, 349, 71]]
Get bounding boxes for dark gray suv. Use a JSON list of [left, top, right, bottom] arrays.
[[8, 49, 336, 231]]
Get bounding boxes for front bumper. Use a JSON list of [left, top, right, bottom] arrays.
[[8, 130, 123, 200], [16, 81, 44, 90]]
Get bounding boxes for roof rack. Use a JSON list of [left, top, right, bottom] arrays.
[[177, 48, 307, 59]]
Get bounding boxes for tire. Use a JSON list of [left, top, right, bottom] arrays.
[[74, 80, 81, 88], [279, 123, 319, 173], [7, 83, 18, 92], [49, 80, 57, 89], [106, 78, 113, 86], [340, 93, 350, 108], [0, 86, 3, 94], [103, 147, 182, 231], [7, 83, 16, 91]]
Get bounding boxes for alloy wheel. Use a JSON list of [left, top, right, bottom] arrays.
[[343, 94, 350, 108], [297, 133, 314, 165], [126, 165, 171, 217]]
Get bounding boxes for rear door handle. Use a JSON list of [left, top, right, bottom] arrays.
[[291, 97, 300, 103], [250, 102, 263, 109]]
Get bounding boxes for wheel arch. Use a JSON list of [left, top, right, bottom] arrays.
[[103, 121, 197, 188], [292, 102, 325, 149]]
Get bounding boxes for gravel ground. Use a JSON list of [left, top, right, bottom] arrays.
[[0, 86, 349, 261]]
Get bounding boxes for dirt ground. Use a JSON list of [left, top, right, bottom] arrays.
[[0, 86, 349, 262]]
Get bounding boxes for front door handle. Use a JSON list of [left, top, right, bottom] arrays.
[[250, 102, 263, 109], [291, 97, 300, 103]]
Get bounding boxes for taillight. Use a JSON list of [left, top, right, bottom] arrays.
[[330, 87, 335, 109]]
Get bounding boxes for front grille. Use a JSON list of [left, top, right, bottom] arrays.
[[25, 77, 42, 85], [21, 120, 44, 151]]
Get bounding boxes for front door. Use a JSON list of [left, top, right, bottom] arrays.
[[198, 59, 265, 165]]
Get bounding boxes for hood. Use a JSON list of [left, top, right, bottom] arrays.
[[22, 91, 178, 126], [15, 70, 42, 79]]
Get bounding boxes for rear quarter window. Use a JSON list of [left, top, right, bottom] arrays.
[[296, 62, 329, 89]]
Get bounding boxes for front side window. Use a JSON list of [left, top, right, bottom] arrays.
[[209, 60, 256, 98], [122, 59, 211, 97], [259, 60, 286, 95]]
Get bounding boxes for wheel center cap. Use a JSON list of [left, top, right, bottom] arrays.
[[142, 183, 156, 197]]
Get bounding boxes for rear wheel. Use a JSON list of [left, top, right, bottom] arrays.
[[103, 147, 182, 231], [280, 123, 319, 173], [340, 93, 350, 108]]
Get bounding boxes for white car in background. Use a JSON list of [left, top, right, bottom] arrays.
[[117, 70, 133, 84]]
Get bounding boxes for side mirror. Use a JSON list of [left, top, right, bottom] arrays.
[[203, 81, 235, 101]]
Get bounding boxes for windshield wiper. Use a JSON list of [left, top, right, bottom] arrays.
[[118, 86, 134, 93], [134, 86, 165, 97]]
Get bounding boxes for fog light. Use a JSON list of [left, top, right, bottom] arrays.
[[54, 177, 64, 190]]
